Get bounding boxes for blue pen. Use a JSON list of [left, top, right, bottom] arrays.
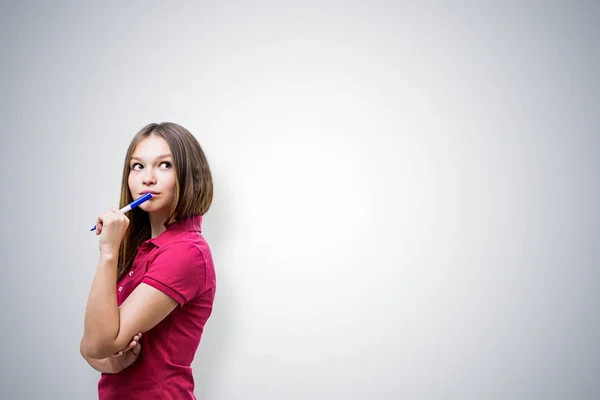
[[90, 193, 153, 231]]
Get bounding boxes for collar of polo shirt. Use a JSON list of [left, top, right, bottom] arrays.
[[147, 214, 203, 248]]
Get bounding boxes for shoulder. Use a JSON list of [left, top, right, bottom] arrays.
[[144, 236, 215, 297], [153, 239, 206, 266], [152, 233, 213, 268]]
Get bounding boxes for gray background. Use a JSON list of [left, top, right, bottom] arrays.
[[1, 1, 599, 399]]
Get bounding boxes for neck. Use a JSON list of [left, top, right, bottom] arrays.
[[148, 211, 169, 238]]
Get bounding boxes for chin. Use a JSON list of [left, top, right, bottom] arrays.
[[138, 203, 155, 213], [141, 202, 169, 214], [140, 203, 157, 212]]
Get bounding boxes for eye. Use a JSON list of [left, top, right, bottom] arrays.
[[130, 161, 171, 170]]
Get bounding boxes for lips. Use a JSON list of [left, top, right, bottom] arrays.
[[140, 191, 160, 196]]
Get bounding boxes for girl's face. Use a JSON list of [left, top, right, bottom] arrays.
[[128, 135, 176, 215]]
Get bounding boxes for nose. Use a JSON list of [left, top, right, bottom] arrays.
[[142, 167, 157, 185]]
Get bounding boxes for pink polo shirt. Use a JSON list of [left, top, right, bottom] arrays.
[[98, 215, 216, 400]]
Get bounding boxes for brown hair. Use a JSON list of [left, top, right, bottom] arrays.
[[116, 122, 213, 281]]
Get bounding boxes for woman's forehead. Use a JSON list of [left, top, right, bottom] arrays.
[[132, 136, 172, 159]]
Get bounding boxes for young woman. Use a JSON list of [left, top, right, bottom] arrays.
[[80, 122, 216, 399]]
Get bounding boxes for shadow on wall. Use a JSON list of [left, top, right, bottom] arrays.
[[193, 176, 235, 398]]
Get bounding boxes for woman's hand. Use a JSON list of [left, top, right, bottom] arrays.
[[106, 332, 143, 374], [95, 206, 130, 256]]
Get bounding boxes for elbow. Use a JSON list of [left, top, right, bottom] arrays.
[[80, 336, 112, 359], [80, 344, 99, 360]]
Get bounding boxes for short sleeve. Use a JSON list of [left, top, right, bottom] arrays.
[[142, 241, 207, 306]]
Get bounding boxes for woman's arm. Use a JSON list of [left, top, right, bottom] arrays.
[[81, 252, 177, 359], [82, 253, 120, 356], [80, 333, 143, 374], [82, 354, 113, 374], [81, 209, 178, 359]]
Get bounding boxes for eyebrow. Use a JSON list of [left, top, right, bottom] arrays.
[[130, 154, 173, 162]]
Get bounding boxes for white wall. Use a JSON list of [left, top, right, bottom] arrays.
[[1, 1, 599, 399]]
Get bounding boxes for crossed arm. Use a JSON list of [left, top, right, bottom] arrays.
[[80, 253, 178, 360]]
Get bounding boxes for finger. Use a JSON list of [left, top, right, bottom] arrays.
[[130, 334, 140, 346], [96, 217, 103, 235], [114, 345, 132, 357], [116, 333, 140, 355], [129, 333, 141, 345], [131, 342, 141, 357], [124, 340, 137, 351]]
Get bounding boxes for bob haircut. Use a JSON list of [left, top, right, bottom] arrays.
[[116, 122, 213, 281]]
